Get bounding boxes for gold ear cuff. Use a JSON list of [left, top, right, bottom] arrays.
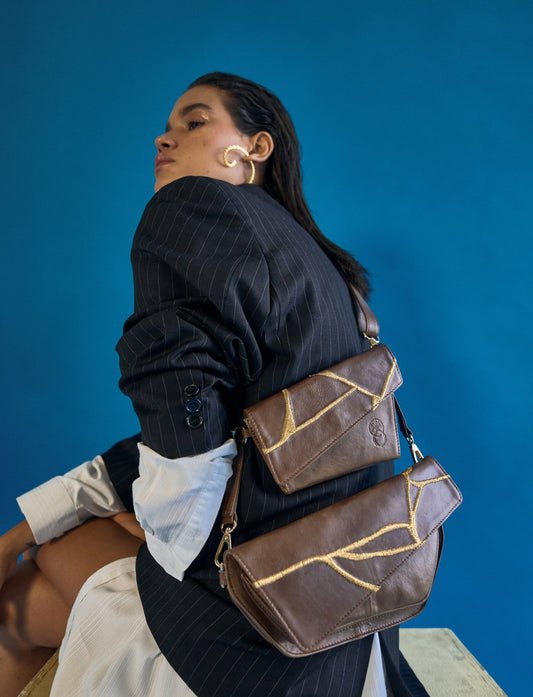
[[223, 145, 255, 184]]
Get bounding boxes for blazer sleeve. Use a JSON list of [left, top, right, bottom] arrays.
[[100, 433, 141, 512], [116, 177, 272, 459]]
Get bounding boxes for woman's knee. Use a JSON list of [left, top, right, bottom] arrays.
[[0, 560, 69, 650]]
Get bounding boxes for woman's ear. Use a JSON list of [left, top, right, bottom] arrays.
[[247, 131, 274, 162]]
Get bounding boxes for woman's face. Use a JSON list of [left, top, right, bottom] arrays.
[[154, 85, 254, 192]]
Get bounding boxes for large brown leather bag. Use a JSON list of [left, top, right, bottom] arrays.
[[219, 454, 459, 657]]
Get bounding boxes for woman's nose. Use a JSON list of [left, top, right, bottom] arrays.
[[155, 132, 177, 151]]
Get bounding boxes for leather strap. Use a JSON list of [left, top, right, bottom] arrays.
[[220, 430, 246, 530], [349, 284, 380, 342], [394, 398, 412, 441], [394, 397, 423, 463]]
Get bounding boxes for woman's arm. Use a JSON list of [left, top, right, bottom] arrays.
[[117, 177, 271, 460], [0, 433, 142, 591], [16, 455, 128, 546]]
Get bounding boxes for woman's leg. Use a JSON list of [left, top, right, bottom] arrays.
[[30, 517, 144, 607], [0, 517, 144, 697], [0, 559, 69, 696]]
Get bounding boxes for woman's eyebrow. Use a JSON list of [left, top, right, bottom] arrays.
[[165, 103, 213, 131]]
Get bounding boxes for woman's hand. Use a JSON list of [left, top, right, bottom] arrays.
[[0, 520, 37, 591], [110, 512, 146, 542]]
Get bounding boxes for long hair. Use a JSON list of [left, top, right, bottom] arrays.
[[189, 72, 370, 298]]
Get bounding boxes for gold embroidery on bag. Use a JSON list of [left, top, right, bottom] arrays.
[[262, 358, 398, 454], [253, 468, 449, 591]]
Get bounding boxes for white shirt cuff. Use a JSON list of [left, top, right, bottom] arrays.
[[17, 455, 126, 545], [133, 438, 236, 581]]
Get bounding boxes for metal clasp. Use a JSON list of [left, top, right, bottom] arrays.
[[407, 436, 424, 463], [215, 524, 236, 570], [363, 332, 380, 348]]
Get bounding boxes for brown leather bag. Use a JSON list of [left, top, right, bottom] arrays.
[[218, 452, 460, 657], [242, 286, 402, 493], [243, 342, 402, 493], [215, 288, 462, 657]]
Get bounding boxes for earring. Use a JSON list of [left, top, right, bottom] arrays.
[[222, 145, 255, 184]]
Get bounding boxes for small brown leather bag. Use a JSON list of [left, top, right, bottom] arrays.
[[243, 343, 401, 493], [242, 287, 402, 493], [215, 288, 462, 657]]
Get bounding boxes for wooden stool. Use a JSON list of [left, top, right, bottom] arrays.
[[17, 651, 58, 697], [399, 628, 507, 696]]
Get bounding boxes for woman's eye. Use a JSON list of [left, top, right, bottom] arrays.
[[188, 120, 204, 131]]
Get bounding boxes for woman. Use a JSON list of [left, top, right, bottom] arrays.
[[0, 73, 420, 696]]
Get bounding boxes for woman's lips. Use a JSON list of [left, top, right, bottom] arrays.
[[155, 156, 174, 171]]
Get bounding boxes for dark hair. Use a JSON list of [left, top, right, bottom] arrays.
[[189, 72, 370, 297]]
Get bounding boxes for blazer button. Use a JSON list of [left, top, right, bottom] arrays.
[[186, 414, 204, 429], [185, 398, 202, 413], [184, 384, 200, 396]]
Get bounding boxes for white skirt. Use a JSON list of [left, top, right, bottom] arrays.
[[50, 557, 196, 697], [50, 557, 387, 697]]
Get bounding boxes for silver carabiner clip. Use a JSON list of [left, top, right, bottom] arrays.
[[408, 437, 424, 463]]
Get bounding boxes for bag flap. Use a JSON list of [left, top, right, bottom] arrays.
[[225, 457, 461, 654], [244, 344, 402, 489]]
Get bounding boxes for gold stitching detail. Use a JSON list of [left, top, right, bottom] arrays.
[[277, 389, 297, 444], [320, 357, 397, 410], [253, 469, 449, 591], [261, 358, 398, 455]]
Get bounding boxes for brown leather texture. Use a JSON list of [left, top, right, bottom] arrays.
[[243, 344, 402, 493], [222, 457, 462, 657]]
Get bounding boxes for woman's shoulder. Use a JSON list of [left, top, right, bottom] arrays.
[[133, 178, 277, 278], [149, 175, 234, 202], [147, 176, 291, 221], [139, 176, 326, 277]]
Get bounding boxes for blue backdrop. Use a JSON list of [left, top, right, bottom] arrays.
[[1, 2, 530, 695]]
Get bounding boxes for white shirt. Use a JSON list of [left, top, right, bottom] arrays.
[[17, 439, 236, 580]]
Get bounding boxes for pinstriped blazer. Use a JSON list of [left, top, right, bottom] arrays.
[[104, 177, 418, 697]]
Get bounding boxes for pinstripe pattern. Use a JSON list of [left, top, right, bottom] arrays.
[[107, 177, 415, 696]]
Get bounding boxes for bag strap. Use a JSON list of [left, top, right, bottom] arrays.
[[348, 284, 380, 346], [215, 429, 247, 570], [349, 284, 424, 463], [394, 397, 424, 464]]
